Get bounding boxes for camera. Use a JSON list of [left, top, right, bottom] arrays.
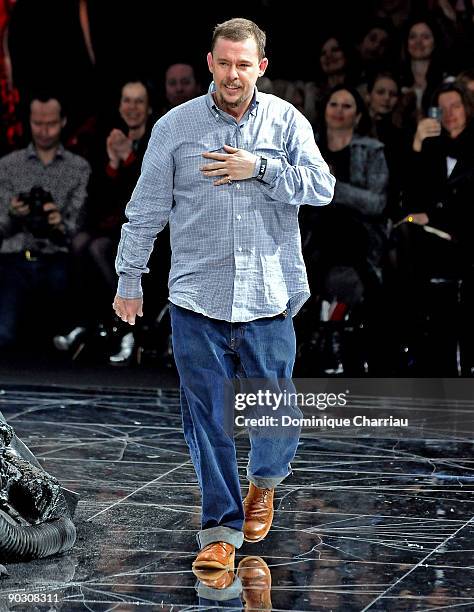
[[18, 185, 54, 238]]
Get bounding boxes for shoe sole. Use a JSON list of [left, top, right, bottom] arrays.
[[192, 566, 229, 580]]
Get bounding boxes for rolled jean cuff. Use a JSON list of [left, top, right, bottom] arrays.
[[197, 526, 244, 550], [247, 468, 291, 490], [195, 576, 243, 601]]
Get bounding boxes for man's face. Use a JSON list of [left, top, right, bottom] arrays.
[[207, 37, 268, 115], [439, 91, 466, 139], [119, 82, 151, 130], [165, 64, 199, 107], [30, 100, 65, 151]]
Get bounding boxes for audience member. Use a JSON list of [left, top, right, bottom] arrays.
[[355, 18, 398, 90], [2, 2, 472, 372], [399, 19, 446, 129], [316, 35, 353, 96], [156, 62, 201, 116], [457, 68, 474, 93], [308, 35, 356, 127], [392, 81, 474, 371], [0, 95, 90, 349], [366, 71, 406, 217], [302, 85, 389, 374], [54, 79, 154, 362]]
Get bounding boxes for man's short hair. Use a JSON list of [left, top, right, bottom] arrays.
[[29, 94, 66, 118], [211, 18, 266, 60]]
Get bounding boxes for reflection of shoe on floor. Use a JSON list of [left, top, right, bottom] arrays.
[[53, 326, 86, 351], [109, 332, 135, 365], [192, 542, 235, 576], [243, 483, 274, 543], [237, 556, 272, 610]]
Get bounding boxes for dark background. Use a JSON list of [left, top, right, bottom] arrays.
[[7, 0, 386, 123]]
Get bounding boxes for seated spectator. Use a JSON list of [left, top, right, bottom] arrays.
[[457, 68, 474, 94], [55, 79, 154, 362], [315, 35, 354, 96], [392, 81, 474, 371], [308, 35, 357, 127], [156, 62, 201, 116], [366, 71, 406, 217], [301, 85, 389, 374], [355, 18, 397, 91], [0, 95, 90, 349], [398, 19, 446, 131]]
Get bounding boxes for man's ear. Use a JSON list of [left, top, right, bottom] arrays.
[[206, 51, 214, 74], [258, 57, 268, 77], [61, 117, 67, 129]]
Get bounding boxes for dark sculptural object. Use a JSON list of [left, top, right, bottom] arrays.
[[0, 411, 78, 561]]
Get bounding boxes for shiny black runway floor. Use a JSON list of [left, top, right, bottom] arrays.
[[0, 380, 472, 611]]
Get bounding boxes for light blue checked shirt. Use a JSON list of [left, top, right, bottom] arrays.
[[116, 83, 335, 322]]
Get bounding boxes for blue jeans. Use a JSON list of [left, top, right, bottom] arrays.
[[170, 303, 302, 550]]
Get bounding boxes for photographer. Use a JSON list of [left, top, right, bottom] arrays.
[[0, 95, 90, 350]]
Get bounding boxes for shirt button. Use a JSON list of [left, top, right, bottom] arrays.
[[238, 247, 243, 252], [236, 214, 242, 220], [236, 184, 240, 190]]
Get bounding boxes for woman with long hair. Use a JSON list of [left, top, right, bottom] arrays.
[[301, 85, 389, 374]]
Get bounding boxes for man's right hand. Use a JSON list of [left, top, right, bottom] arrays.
[[9, 197, 30, 217], [112, 295, 143, 325]]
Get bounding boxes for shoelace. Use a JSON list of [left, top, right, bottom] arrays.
[[245, 489, 272, 519], [202, 541, 232, 554]]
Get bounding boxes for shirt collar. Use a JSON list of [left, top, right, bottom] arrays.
[[206, 81, 260, 122], [27, 142, 65, 160]]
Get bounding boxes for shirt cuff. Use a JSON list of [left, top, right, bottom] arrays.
[[253, 157, 261, 178], [259, 157, 281, 185], [117, 275, 143, 299]]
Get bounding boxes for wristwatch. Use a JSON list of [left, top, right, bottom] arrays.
[[256, 156, 267, 182]]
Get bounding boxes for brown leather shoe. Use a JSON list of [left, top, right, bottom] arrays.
[[192, 541, 235, 573], [243, 483, 274, 543], [196, 568, 236, 589], [237, 556, 272, 610]]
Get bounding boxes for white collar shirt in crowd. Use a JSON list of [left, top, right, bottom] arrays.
[[115, 83, 335, 322]]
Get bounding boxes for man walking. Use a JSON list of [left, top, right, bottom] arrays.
[[113, 18, 334, 572]]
